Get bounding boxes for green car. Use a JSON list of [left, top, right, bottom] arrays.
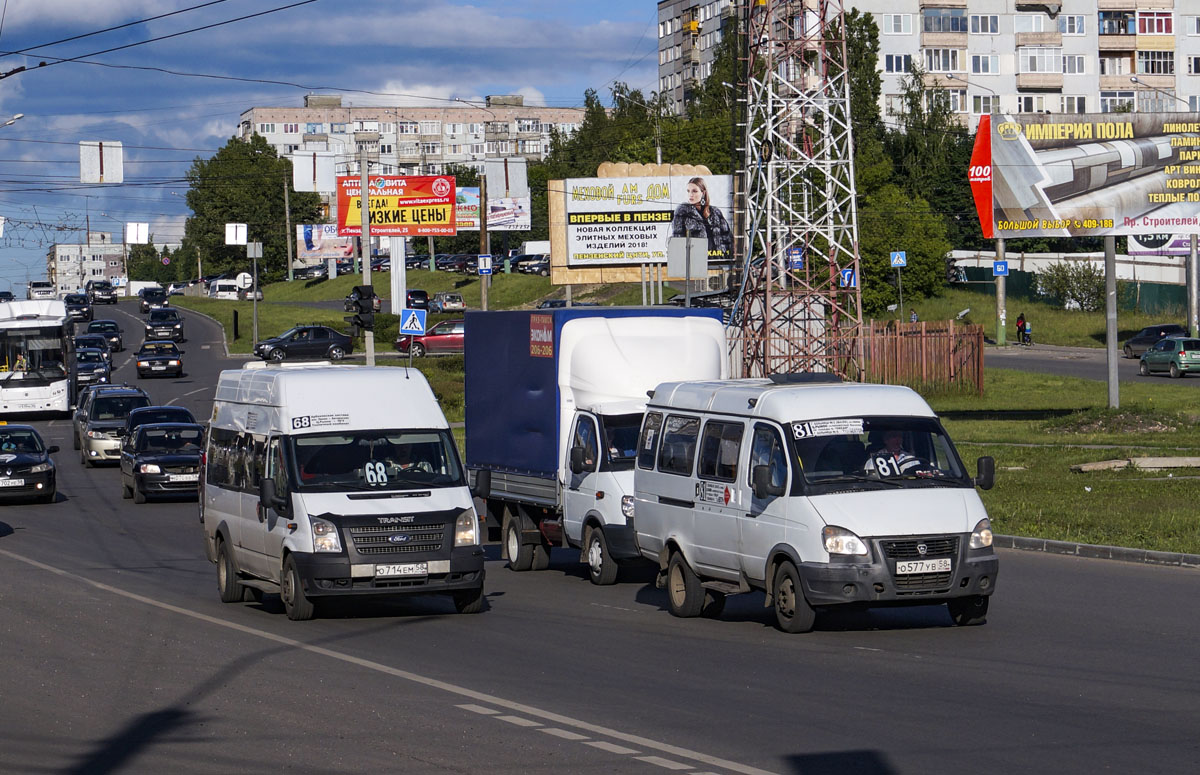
[[1139, 337, 1200, 378]]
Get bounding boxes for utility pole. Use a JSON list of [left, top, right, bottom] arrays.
[[422, 151, 436, 268], [996, 237, 1007, 347], [1105, 236, 1119, 408], [480, 173, 489, 311], [359, 142, 375, 366], [283, 175, 295, 282]]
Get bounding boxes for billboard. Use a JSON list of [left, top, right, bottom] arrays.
[[564, 174, 733, 266], [296, 224, 355, 261], [1129, 233, 1194, 255], [971, 113, 1200, 239], [336, 174, 457, 237], [455, 187, 532, 231]]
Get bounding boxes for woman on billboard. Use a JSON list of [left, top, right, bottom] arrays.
[[670, 176, 732, 261]]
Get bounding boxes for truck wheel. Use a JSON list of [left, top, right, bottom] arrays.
[[947, 595, 989, 626], [453, 585, 485, 614], [216, 540, 242, 603], [586, 526, 619, 586], [504, 515, 534, 571], [773, 561, 815, 633], [281, 555, 315, 620], [666, 552, 704, 618]]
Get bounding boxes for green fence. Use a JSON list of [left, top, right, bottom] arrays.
[[962, 267, 1185, 316]]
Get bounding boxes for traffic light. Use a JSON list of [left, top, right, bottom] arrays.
[[343, 285, 376, 335]]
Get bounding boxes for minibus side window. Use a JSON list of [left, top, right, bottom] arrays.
[[637, 413, 663, 470], [571, 415, 599, 470], [698, 421, 743, 482], [269, 438, 287, 494], [657, 415, 700, 476]]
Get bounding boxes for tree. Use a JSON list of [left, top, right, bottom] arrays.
[[183, 134, 321, 282]]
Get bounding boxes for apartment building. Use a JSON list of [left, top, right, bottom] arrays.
[[659, 2, 1200, 130], [657, 0, 737, 114], [46, 233, 181, 295]]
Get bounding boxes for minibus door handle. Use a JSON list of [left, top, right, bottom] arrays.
[[657, 496, 694, 509]]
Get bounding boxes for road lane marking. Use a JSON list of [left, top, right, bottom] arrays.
[[496, 715, 542, 727], [0, 547, 777, 775], [637, 756, 691, 770], [458, 704, 500, 715], [166, 386, 211, 406], [540, 728, 589, 741]]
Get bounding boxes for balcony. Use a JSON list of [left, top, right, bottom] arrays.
[[1131, 73, 1176, 91], [1136, 35, 1176, 52], [921, 32, 967, 48], [1100, 74, 1136, 90], [1016, 73, 1063, 91], [1098, 33, 1136, 52], [1015, 32, 1062, 47], [920, 0, 967, 7]]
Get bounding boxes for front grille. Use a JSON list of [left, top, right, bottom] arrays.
[[893, 572, 953, 590], [164, 465, 199, 474], [881, 536, 958, 559], [348, 522, 446, 556]]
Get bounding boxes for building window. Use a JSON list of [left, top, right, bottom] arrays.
[[1014, 15, 1046, 34], [1137, 50, 1174, 75], [331, 123, 347, 133], [970, 15, 998, 35], [1058, 16, 1085, 35], [1099, 91, 1134, 113], [881, 14, 911, 35], [884, 54, 912, 74], [256, 123, 275, 134], [516, 118, 540, 133], [397, 122, 418, 135], [923, 49, 962, 73], [1064, 56, 1085, 75], [380, 144, 393, 154], [1138, 92, 1179, 113], [283, 123, 299, 134], [470, 142, 485, 154], [972, 95, 998, 114], [418, 121, 440, 134], [1189, 56, 1200, 75], [971, 55, 999, 75], [922, 8, 967, 34], [1099, 12, 1135, 36], [1099, 56, 1131, 76], [445, 123, 462, 135], [1061, 96, 1087, 114], [1188, 17, 1200, 36], [519, 140, 541, 154], [1017, 95, 1048, 113], [1018, 47, 1062, 74], [399, 142, 418, 155], [1138, 12, 1172, 35], [305, 123, 322, 134], [420, 142, 441, 155], [1191, 96, 1200, 112]]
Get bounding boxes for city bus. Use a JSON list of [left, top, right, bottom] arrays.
[[0, 300, 75, 416]]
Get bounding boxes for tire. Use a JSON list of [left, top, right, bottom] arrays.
[[81, 449, 92, 468], [585, 526, 619, 586], [1123, 345, 1133, 359], [947, 595, 989, 626], [216, 540, 243, 603], [453, 585, 485, 614], [666, 551, 704, 618], [411, 342, 426, 358], [133, 487, 146, 504], [1139, 360, 1150, 376], [269, 348, 286, 362], [121, 481, 132, 499], [328, 346, 346, 361], [504, 515, 534, 571], [281, 555, 316, 621], [39, 489, 56, 505], [539, 268, 549, 277], [772, 561, 815, 633], [1170, 362, 1182, 379]]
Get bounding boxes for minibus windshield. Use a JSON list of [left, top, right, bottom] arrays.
[[289, 429, 465, 491]]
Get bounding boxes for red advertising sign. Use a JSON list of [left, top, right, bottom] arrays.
[[530, 314, 553, 358], [336, 175, 457, 237], [969, 114, 994, 240]]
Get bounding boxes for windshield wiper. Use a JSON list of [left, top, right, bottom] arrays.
[[812, 474, 906, 489]]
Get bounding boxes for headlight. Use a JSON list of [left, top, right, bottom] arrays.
[[137, 361, 149, 367], [311, 517, 342, 552], [168, 360, 180, 366], [98, 376, 108, 383], [30, 462, 52, 473], [454, 509, 478, 547], [86, 429, 106, 438], [970, 518, 994, 549], [174, 323, 182, 328], [139, 463, 161, 474], [621, 495, 635, 519], [822, 525, 869, 557]]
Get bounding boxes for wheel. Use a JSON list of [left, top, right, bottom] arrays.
[[772, 561, 815, 633], [947, 595, 989, 626], [1124, 345, 1133, 359], [281, 555, 315, 621], [1139, 360, 1150, 376], [133, 487, 146, 504], [327, 346, 346, 361], [81, 449, 92, 468], [39, 489, 56, 505], [410, 342, 426, 358], [216, 540, 243, 603], [269, 348, 286, 362], [121, 481, 132, 499], [504, 515, 534, 571], [666, 551, 704, 618], [585, 526, 619, 586], [1170, 362, 1182, 379], [539, 267, 549, 277], [453, 585, 485, 614]]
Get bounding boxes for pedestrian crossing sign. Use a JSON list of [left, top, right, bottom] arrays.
[[400, 308, 427, 336]]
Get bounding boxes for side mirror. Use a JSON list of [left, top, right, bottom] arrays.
[[47, 445, 59, 454], [259, 478, 286, 511], [569, 446, 586, 475], [752, 464, 784, 499], [974, 456, 995, 491], [470, 469, 491, 499]]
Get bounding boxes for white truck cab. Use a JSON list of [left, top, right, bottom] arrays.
[[201, 363, 484, 620], [633, 374, 997, 633]]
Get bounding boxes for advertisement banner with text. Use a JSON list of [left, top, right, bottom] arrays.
[[296, 224, 355, 261], [336, 174, 456, 237], [454, 187, 532, 231], [971, 112, 1200, 239], [565, 174, 733, 266]]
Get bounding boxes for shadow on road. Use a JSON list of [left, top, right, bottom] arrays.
[[785, 750, 898, 775], [0, 520, 11, 538]]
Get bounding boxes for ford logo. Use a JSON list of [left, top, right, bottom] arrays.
[[387, 534, 412, 544]]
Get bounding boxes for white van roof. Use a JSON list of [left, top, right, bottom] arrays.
[[213, 364, 448, 434], [647, 378, 937, 422]]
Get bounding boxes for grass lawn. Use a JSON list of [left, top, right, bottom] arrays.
[[172, 297, 347, 353]]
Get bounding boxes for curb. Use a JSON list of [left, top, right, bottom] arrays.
[[996, 534, 1200, 569], [176, 305, 233, 359]]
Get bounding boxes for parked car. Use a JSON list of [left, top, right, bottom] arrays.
[[430, 292, 465, 313], [120, 423, 205, 503], [508, 253, 543, 272], [74, 334, 112, 363], [86, 279, 117, 304], [74, 348, 111, 390], [124, 405, 198, 439], [295, 264, 326, 280], [406, 289, 429, 310], [1123, 324, 1187, 358], [433, 253, 455, 270], [536, 299, 598, 309], [0, 424, 58, 503], [1138, 337, 1200, 378], [86, 319, 124, 352], [370, 257, 391, 272], [64, 294, 94, 323], [395, 318, 465, 357], [254, 324, 353, 362], [135, 341, 185, 379], [73, 385, 152, 467], [208, 280, 239, 300], [144, 308, 185, 342], [139, 287, 169, 313], [523, 257, 550, 276], [405, 254, 430, 270]]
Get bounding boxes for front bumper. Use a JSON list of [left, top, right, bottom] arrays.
[[135, 472, 200, 495], [290, 545, 486, 599], [146, 329, 184, 341], [82, 435, 122, 460], [0, 471, 55, 499]]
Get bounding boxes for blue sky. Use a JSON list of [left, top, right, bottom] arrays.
[[0, 0, 661, 290]]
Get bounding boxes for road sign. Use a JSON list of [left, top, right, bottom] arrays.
[[890, 250, 907, 268], [400, 308, 427, 336], [787, 247, 804, 270], [235, 272, 253, 290], [839, 268, 857, 288], [993, 260, 1009, 277], [478, 254, 493, 276], [225, 223, 247, 246], [161, 257, 170, 266]]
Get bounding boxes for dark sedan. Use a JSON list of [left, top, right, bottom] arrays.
[[64, 293, 93, 323], [124, 405, 197, 439], [74, 348, 111, 390], [254, 325, 353, 362], [86, 319, 124, 352], [139, 288, 169, 314], [74, 334, 112, 363], [135, 341, 184, 378], [1123, 324, 1188, 358], [120, 423, 204, 503], [144, 308, 186, 342], [0, 425, 58, 504]]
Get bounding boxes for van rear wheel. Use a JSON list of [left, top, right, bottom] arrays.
[[773, 561, 815, 633], [281, 555, 315, 620], [216, 540, 242, 603], [666, 552, 704, 618], [586, 526, 619, 585]]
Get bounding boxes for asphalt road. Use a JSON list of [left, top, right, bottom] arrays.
[[987, 342, 1200, 386], [0, 305, 1197, 774]]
